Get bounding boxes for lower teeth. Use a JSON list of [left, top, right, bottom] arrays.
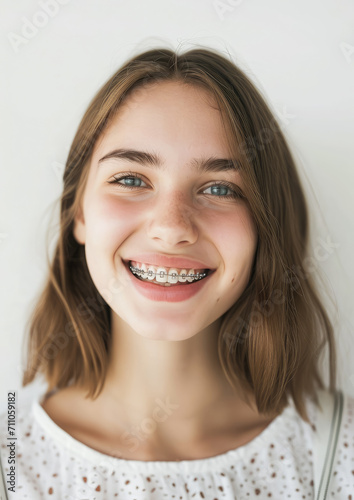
[[139, 277, 182, 286], [135, 275, 200, 286]]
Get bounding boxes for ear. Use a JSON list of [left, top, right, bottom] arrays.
[[73, 204, 86, 245]]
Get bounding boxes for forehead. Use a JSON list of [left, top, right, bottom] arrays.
[[121, 80, 218, 114], [93, 81, 231, 158]]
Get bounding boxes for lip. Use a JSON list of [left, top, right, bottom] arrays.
[[123, 253, 215, 270], [122, 259, 215, 302]]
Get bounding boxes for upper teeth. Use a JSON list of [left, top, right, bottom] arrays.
[[129, 261, 208, 283]]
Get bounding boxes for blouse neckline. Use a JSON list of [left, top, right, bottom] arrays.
[[32, 392, 298, 474]]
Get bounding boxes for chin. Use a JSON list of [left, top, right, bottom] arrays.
[[132, 323, 199, 342]]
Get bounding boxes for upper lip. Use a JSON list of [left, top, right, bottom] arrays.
[[123, 253, 215, 270]]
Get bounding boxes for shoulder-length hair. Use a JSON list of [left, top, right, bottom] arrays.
[[22, 47, 337, 422]]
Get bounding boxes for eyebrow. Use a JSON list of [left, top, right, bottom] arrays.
[[98, 148, 240, 173]]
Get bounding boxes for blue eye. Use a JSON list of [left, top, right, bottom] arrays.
[[113, 175, 146, 188], [203, 183, 242, 199], [108, 173, 243, 200]]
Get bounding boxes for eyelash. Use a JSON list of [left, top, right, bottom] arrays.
[[107, 172, 243, 200]]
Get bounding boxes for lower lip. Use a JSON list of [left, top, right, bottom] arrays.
[[123, 261, 214, 302]]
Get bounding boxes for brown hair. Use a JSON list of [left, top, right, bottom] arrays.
[[22, 46, 337, 422]]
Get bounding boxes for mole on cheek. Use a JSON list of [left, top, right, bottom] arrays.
[[231, 278, 235, 283]]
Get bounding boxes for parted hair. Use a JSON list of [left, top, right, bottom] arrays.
[[22, 46, 337, 422]]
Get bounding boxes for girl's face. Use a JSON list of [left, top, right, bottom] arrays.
[[73, 81, 258, 341]]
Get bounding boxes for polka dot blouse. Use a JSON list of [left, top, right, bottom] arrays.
[[1, 390, 353, 499]]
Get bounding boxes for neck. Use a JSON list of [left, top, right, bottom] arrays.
[[93, 312, 258, 444]]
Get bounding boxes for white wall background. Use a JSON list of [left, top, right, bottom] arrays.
[[1, 0, 354, 413]]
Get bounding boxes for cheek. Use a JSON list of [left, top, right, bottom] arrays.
[[85, 195, 141, 248], [83, 195, 142, 297], [210, 210, 257, 293], [207, 209, 257, 263], [210, 213, 257, 311]]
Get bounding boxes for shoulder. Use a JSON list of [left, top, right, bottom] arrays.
[[310, 388, 353, 426], [0, 387, 82, 460], [40, 385, 94, 434], [306, 388, 354, 450], [0, 389, 102, 498], [0, 396, 35, 481], [281, 388, 354, 454]]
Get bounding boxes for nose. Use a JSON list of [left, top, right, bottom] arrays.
[[146, 190, 198, 247]]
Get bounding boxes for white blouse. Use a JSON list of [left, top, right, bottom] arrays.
[[0, 389, 353, 499]]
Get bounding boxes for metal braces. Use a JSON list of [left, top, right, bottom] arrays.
[[129, 264, 207, 280]]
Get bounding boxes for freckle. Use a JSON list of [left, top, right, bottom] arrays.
[[216, 298, 220, 302], [231, 278, 234, 283]]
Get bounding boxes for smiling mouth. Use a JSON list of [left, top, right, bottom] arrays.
[[126, 261, 213, 286]]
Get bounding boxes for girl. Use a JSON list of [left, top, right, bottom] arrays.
[[1, 47, 353, 499]]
